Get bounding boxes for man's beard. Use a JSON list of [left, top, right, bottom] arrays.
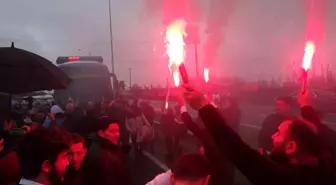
[[269, 146, 290, 164]]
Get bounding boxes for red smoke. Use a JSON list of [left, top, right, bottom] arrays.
[[303, 0, 328, 43], [145, 0, 201, 26], [203, 0, 235, 69], [162, 0, 191, 25]]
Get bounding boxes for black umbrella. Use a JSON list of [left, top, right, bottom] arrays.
[[0, 42, 71, 94]]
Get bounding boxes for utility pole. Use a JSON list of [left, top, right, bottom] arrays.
[[129, 68, 132, 88], [108, 0, 115, 74]]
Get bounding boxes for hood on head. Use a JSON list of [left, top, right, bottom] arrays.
[[51, 105, 64, 115]]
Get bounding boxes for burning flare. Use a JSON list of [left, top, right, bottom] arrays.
[[301, 41, 316, 94], [302, 41, 315, 71], [204, 68, 209, 83], [165, 101, 169, 109], [165, 20, 187, 86], [173, 71, 180, 87]]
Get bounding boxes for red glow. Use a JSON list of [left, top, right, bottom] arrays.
[[302, 41, 315, 71], [165, 20, 186, 68], [165, 101, 169, 109], [165, 20, 186, 87], [204, 68, 209, 83], [173, 71, 180, 87], [68, 56, 80, 61], [162, 0, 198, 26], [304, 0, 327, 43]]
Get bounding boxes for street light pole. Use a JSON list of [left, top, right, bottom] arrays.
[[129, 68, 132, 88], [108, 0, 115, 74]]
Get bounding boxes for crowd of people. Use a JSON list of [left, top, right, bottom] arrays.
[[0, 84, 335, 185]]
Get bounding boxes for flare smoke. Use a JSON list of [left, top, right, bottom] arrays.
[[203, 0, 235, 68], [302, 0, 327, 43], [144, 0, 202, 27]]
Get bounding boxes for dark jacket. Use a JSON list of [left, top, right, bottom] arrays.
[[199, 104, 336, 185], [181, 111, 235, 185], [0, 150, 20, 185], [221, 106, 241, 133], [301, 106, 336, 168], [81, 135, 131, 185]]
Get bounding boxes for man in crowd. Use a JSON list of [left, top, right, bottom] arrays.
[[258, 96, 293, 153], [68, 133, 86, 170], [63, 133, 87, 185], [81, 118, 131, 185], [147, 153, 211, 185], [181, 84, 336, 185], [108, 97, 134, 145], [17, 128, 70, 185]]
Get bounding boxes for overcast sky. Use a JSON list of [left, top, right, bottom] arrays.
[[0, 0, 335, 85]]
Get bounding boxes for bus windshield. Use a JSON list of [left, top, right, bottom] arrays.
[[55, 60, 112, 103]]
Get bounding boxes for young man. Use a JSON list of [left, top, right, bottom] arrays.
[[67, 133, 86, 170], [17, 128, 70, 185], [81, 118, 131, 185], [63, 133, 87, 185]]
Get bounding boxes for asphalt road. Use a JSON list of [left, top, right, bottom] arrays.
[[131, 100, 336, 185], [146, 100, 336, 131]]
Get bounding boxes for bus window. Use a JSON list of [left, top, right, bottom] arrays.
[[54, 57, 113, 103]]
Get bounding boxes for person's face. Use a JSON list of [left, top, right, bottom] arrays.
[[100, 124, 120, 145], [0, 138, 4, 152], [276, 100, 291, 115], [68, 143, 87, 170], [272, 120, 297, 157]]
